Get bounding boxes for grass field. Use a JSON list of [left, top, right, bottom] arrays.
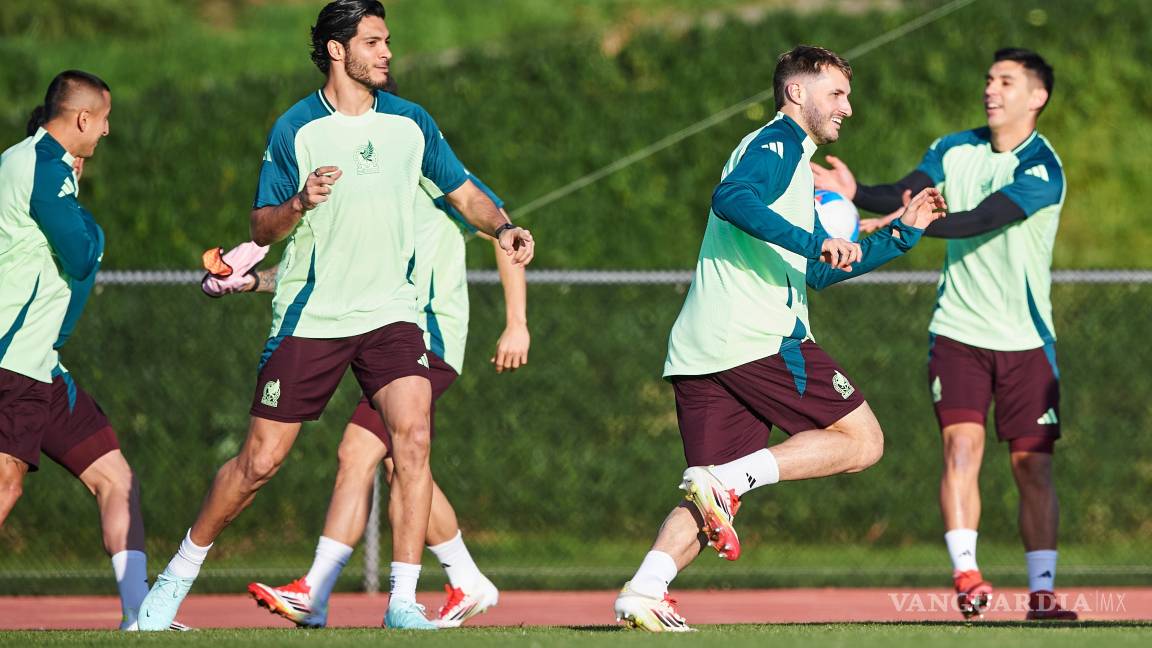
[[2, 624, 1151, 647]]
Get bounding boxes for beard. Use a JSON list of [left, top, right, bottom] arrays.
[[345, 51, 389, 90], [801, 101, 839, 145]]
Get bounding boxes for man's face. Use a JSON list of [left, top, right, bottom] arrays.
[[800, 67, 852, 145], [78, 91, 111, 158], [343, 16, 392, 90], [984, 60, 1045, 131]]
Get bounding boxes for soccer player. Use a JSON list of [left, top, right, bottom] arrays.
[[613, 46, 947, 632], [1, 71, 108, 529], [135, 0, 533, 631], [811, 48, 1075, 621], [206, 172, 526, 628]]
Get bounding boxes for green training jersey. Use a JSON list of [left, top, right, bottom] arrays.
[[918, 128, 1065, 351], [0, 130, 103, 382], [254, 90, 468, 352]]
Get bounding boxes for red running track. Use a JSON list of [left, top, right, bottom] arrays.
[[2, 588, 1149, 630]]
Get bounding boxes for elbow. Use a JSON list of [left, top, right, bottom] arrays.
[[250, 211, 272, 246]]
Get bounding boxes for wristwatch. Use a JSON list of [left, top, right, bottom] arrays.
[[494, 222, 518, 238]]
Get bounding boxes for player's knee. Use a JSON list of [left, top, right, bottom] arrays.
[[854, 423, 885, 471], [0, 478, 23, 504], [1010, 453, 1053, 488], [241, 452, 284, 484], [336, 436, 382, 475], [93, 464, 135, 500]]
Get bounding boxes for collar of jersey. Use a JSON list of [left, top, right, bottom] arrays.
[[316, 89, 379, 122], [33, 128, 76, 167]]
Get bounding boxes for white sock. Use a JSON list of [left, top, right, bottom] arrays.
[[165, 530, 213, 580], [427, 531, 483, 590], [708, 448, 780, 496], [304, 536, 353, 607], [629, 551, 678, 599], [944, 528, 979, 573], [389, 562, 422, 603], [1026, 550, 1058, 592], [111, 550, 149, 613]]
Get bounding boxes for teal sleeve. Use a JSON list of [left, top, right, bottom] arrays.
[[806, 218, 921, 290], [29, 162, 103, 281]]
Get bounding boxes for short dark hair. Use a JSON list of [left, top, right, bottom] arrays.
[[773, 45, 852, 111], [994, 47, 1054, 111], [26, 70, 111, 136], [310, 0, 386, 75]]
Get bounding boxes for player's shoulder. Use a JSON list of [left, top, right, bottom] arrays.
[[1016, 131, 1063, 169], [752, 114, 806, 148], [1, 135, 38, 172], [930, 127, 989, 153], [269, 91, 331, 139], [373, 91, 435, 126]]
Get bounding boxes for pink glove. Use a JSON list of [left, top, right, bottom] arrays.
[[201, 241, 269, 297]]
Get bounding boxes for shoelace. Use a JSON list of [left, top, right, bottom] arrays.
[[662, 594, 685, 619]]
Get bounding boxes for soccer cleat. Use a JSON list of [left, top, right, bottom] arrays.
[[135, 570, 195, 631], [1026, 590, 1079, 621], [433, 574, 500, 628], [953, 569, 994, 620], [121, 609, 193, 631], [247, 577, 327, 628], [384, 598, 438, 630], [680, 466, 742, 560], [614, 581, 693, 632]]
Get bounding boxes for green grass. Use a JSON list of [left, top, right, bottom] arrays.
[[2, 624, 1151, 647]]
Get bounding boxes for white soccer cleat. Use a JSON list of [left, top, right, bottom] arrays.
[[614, 582, 693, 632], [247, 577, 327, 628], [433, 574, 500, 628], [681, 466, 742, 560]]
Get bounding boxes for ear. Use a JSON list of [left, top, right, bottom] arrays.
[[786, 81, 805, 107], [75, 108, 90, 134], [327, 39, 345, 65], [1028, 87, 1049, 113]]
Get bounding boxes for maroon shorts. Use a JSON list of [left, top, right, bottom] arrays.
[[928, 334, 1060, 453], [250, 321, 430, 423], [0, 368, 51, 471], [347, 351, 458, 454], [671, 341, 866, 466], [41, 373, 119, 477]]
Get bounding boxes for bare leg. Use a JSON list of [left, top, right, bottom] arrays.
[[373, 376, 432, 566], [78, 450, 144, 555], [1010, 451, 1058, 551], [189, 417, 301, 545], [382, 457, 459, 546], [0, 453, 29, 528], [767, 402, 886, 480], [321, 423, 389, 547], [940, 423, 985, 531], [650, 502, 709, 571]]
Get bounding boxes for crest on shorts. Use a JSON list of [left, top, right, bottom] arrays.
[[931, 376, 942, 403], [261, 379, 281, 408], [418, 353, 429, 369], [355, 140, 380, 175], [832, 371, 854, 400]]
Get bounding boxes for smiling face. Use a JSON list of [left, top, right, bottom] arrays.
[[339, 15, 392, 90], [798, 66, 852, 145], [984, 59, 1047, 132]]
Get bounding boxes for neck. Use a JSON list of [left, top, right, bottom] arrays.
[[990, 119, 1036, 152], [322, 72, 376, 116], [41, 122, 80, 158], [779, 106, 815, 142]]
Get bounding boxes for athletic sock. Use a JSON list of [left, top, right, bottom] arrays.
[[708, 448, 780, 496], [304, 536, 354, 608], [1026, 550, 1058, 592], [165, 530, 213, 580], [427, 531, 483, 590], [944, 528, 979, 573], [389, 562, 422, 603], [629, 551, 678, 599], [111, 550, 149, 613]]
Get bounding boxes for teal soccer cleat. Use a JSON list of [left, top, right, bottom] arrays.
[[384, 598, 438, 630], [135, 570, 195, 631]]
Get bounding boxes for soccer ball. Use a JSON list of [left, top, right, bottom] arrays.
[[814, 189, 860, 242]]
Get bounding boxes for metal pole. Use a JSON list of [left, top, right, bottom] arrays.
[[363, 465, 381, 594]]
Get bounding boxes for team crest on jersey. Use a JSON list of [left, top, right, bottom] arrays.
[[355, 140, 380, 175], [832, 371, 855, 400], [261, 379, 281, 408]]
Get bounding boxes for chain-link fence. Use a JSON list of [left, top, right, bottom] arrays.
[[2, 272, 1149, 595]]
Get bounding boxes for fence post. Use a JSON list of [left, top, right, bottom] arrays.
[[363, 465, 381, 594]]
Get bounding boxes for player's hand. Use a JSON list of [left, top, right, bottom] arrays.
[[72, 157, 85, 183], [298, 166, 342, 211], [899, 187, 948, 229], [820, 238, 862, 272], [810, 155, 858, 200], [858, 189, 910, 234], [491, 324, 530, 373], [498, 226, 535, 266]]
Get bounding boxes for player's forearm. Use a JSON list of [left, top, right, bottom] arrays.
[[924, 192, 1026, 239], [805, 220, 922, 290], [253, 267, 279, 294], [250, 196, 306, 246], [712, 183, 824, 259], [493, 239, 528, 327], [447, 181, 508, 237], [855, 171, 935, 215]]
